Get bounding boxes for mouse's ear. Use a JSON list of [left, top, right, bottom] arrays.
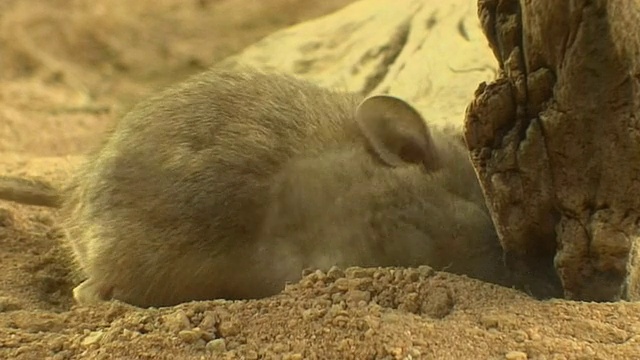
[[355, 95, 441, 171]]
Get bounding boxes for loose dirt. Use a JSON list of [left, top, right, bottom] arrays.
[[0, 1, 638, 359]]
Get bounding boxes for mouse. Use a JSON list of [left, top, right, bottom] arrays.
[[0, 67, 512, 307]]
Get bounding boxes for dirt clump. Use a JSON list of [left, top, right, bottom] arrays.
[[0, 1, 639, 359]]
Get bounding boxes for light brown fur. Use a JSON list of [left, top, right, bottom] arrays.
[[0, 68, 510, 307]]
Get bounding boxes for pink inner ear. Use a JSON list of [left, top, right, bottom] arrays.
[[407, 145, 441, 172], [398, 143, 427, 165], [400, 132, 441, 172]]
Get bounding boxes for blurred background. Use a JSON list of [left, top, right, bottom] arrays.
[[0, 0, 354, 155]]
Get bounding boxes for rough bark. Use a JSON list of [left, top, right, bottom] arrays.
[[465, 0, 640, 301]]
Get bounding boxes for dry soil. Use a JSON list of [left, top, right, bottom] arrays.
[[0, 1, 638, 359]]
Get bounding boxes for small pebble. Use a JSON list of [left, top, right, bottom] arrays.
[[326, 266, 345, 280], [408, 347, 422, 357], [245, 349, 259, 359], [206, 338, 227, 353], [218, 320, 241, 337], [165, 310, 191, 332], [345, 267, 370, 278], [417, 265, 434, 277], [178, 330, 201, 343], [346, 289, 371, 305], [505, 350, 528, 360], [199, 311, 218, 332], [81, 331, 105, 346], [513, 330, 529, 342]]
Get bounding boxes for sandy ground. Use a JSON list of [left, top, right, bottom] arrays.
[[0, 1, 639, 359]]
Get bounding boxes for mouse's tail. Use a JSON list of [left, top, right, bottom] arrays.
[[0, 175, 62, 208]]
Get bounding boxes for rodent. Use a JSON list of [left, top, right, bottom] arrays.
[[0, 68, 510, 307], [0, 175, 61, 208]]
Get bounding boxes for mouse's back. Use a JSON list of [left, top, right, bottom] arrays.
[[66, 69, 366, 245], [62, 69, 378, 304]]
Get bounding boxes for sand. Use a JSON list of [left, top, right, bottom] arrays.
[[0, 1, 638, 359]]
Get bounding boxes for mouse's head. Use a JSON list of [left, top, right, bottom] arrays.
[[265, 94, 509, 288], [352, 95, 507, 283]]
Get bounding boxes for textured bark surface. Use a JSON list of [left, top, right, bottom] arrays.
[[465, 0, 640, 301], [2, 1, 640, 358]]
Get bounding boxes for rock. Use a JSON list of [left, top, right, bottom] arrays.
[[177, 330, 200, 344], [465, 0, 640, 301], [217, 319, 241, 337], [223, 0, 497, 130], [505, 351, 528, 360], [164, 310, 192, 333], [206, 338, 227, 353], [81, 331, 104, 346]]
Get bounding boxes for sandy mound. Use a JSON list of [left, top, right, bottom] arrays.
[[0, 1, 638, 359]]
